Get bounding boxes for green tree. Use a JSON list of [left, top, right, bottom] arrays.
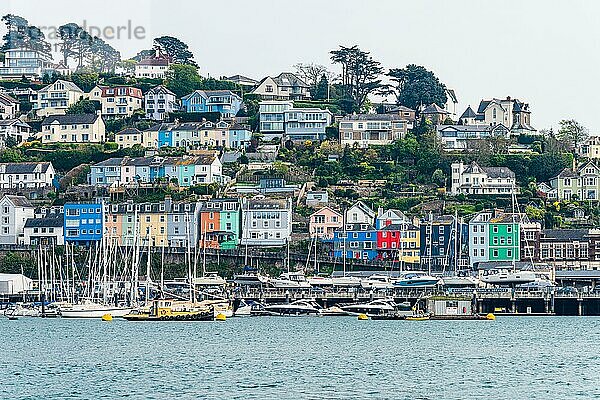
[[1, 14, 51, 57], [314, 74, 329, 100], [165, 64, 202, 98], [557, 119, 588, 154], [70, 71, 99, 92], [431, 169, 447, 187], [387, 64, 447, 115], [118, 59, 137, 75], [330, 45, 384, 111], [155, 36, 197, 66], [58, 23, 84, 65], [66, 98, 101, 114]]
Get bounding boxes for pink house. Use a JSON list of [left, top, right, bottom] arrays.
[[309, 206, 343, 239]]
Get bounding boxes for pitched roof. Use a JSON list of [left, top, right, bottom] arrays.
[[272, 72, 309, 88], [2, 195, 33, 208], [146, 85, 176, 97], [381, 222, 418, 231], [483, 166, 515, 179], [0, 91, 18, 105], [422, 103, 448, 115], [41, 114, 99, 125], [0, 118, 31, 129], [39, 79, 82, 93], [0, 162, 52, 174], [542, 229, 589, 241], [446, 89, 458, 103], [341, 113, 402, 122], [225, 75, 258, 84], [116, 127, 142, 135], [25, 214, 64, 228], [460, 106, 476, 119]]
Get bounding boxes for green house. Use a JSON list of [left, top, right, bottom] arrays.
[[488, 214, 520, 262]]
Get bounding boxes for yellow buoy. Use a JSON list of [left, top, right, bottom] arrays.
[[101, 313, 113, 321], [486, 313, 496, 320], [215, 313, 226, 321], [357, 313, 369, 320]]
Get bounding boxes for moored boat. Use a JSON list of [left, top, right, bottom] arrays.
[[123, 299, 214, 321], [59, 301, 133, 318], [394, 271, 440, 288], [262, 299, 322, 316], [340, 299, 412, 317], [480, 267, 536, 286], [269, 272, 312, 289]]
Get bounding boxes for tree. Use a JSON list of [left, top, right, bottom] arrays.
[[155, 36, 197, 66], [557, 119, 588, 154], [1, 14, 51, 57], [330, 45, 385, 112], [164, 64, 202, 97], [431, 169, 447, 187], [85, 36, 121, 73], [118, 59, 137, 75], [58, 23, 85, 65], [387, 64, 447, 115], [132, 49, 155, 62], [313, 74, 329, 100], [66, 98, 101, 114], [71, 71, 99, 92]]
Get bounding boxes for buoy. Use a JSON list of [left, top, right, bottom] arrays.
[[357, 313, 369, 320], [486, 313, 496, 320], [101, 313, 113, 321], [215, 313, 226, 321]]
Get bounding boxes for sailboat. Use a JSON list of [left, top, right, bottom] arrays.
[[306, 235, 333, 286], [441, 212, 480, 288], [331, 210, 362, 287]]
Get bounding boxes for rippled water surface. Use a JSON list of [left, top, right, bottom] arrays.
[[1, 316, 600, 399]]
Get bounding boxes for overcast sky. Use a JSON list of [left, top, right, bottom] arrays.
[[4, 0, 600, 133]]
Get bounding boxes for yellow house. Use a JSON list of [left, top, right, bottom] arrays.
[[377, 222, 421, 265], [139, 211, 168, 247], [115, 127, 143, 149]]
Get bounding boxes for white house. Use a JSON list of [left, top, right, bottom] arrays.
[[0, 48, 54, 80], [240, 197, 293, 246], [0, 162, 55, 189], [458, 97, 536, 135], [23, 212, 64, 246], [345, 201, 376, 224], [0, 195, 35, 245], [134, 48, 171, 79], [0, 91, 20, 119], [34, 79, 83, 116], [451, 161, 518, 195], [115, 127, 143, 149], [0, 119, 32, 147], [40, 113, 105, 143], [86, 85, 143, 118], [252, 72, 310, 101], [437, 124, 510, 151], [145, 85, 178, 121], [339, 114, 408, 147]]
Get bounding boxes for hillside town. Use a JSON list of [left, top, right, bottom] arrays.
[[0, 13, 598, 296]]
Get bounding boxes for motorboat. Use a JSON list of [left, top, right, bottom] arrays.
[[320, 306, 349, 316], [193, 272, 227, 286], [331, 276, 362, 287], [360, 274, 395, 290], [516, 273, 555, 289], [234, 299, 259, 316], [340, 299, 412, 317], [233, 272, 270, 286], [262, 299, 322, 316], [441, 275, 480, 288], [60, 301, 133, 318], [480, 267, 536, 286], [269, 272, 312, 289], [199, 299, 233, 317], [306, 276, 334, 287], [394, 271, 440, 288]]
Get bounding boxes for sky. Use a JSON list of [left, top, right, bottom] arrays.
[[3, 0, 600, 133]]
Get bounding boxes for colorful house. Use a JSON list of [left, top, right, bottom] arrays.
[[468, 211, 522, 267], [332, 223, 378, 260], [420, 215, 468, 271], [198, 199, 240, 249], [376, 222, 420, 265], [64, 202, 103, 245], [309, 206, 342, 239], [181, 90, 242, 118]]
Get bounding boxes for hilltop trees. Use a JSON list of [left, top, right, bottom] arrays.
[[557, 119, 588, 154], [387, 64, 447, 114], [330, 45, 385, 112], [1, 14, 51, 57], [154, 36, 197, 66], [165, 64, 202, 97]]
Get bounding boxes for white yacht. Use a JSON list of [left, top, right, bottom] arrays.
[[394, 271, 440, 288], [441, 275, 480, 288], [340, 299, 412, 317], [480, 267, 536, 286], [360, 274, 395, 290], [262, 299, 322, 316], [193, 272, 227, 286], [331, 276, 362, 287], [269, 272, 312, 289], [60, 301, 133, 318], [306, 276, 334, 287]]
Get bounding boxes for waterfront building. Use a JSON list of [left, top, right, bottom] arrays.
[[0, 48, 54, 80], [284, 107, 333, 141], [198, 199, 240, 249], [536, 228, 600, 270], [0, 119, 32, 147], [23, 212, 64, 246], [377, 222, 420, 265], [468, 211, 522, 268], [240, 197, 293, 247], [259, 100, 291, 140], [339, 114, 408, 148], [63, 203, 103, 245], [181, 90, 242, 118], [0, 195, 35, 245], [420, 215, 467, 271], [144, 85, 178, 121], [34, 80, 83, 117], [332, 222, 378, 260], [87, 85, 143, 118], [451, 161, 518, 195], [308, 206, 342, 239], [252, 72, 310, 101], [548, 160, 600, 201], [39, 113, 105, 143]]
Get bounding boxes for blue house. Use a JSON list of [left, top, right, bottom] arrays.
[[181, 90, 243, 118], [64, 203, 104, 244], [419, 215, 468, 271], [228, 123, 252, 149], [332, 223, 378, 260]]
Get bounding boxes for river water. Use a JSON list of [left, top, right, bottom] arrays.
[[1, 316, 599, 399]]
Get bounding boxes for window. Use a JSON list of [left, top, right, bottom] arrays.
[[507, 226, 512, 233], [493, 249, 498, 257], [493, 226, 498, 233], [507, 249, 513, 258]]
